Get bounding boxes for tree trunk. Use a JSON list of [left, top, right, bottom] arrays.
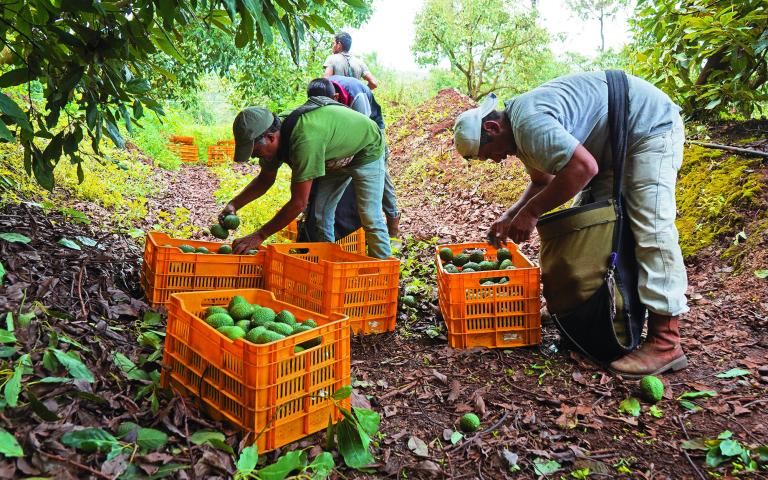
[[599, 8, 605, 53]]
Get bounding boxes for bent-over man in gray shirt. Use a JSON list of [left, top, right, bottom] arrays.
[[453, 72, 688, 378]]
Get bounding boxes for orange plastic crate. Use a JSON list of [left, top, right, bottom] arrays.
[[168, 143, 199, 163], [436, 242, 541, 349], [169, 135, 194, 145], [264, 243, 399, 335], [161, 289, 350, 453], [273, 217, 365, 255], [140, 231, 265, 307], [207, 144, 235, 165]]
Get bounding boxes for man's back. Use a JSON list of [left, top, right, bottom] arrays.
[[324, 53, 369, 80]]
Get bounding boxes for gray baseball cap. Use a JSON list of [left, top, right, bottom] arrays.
[[233, 107, 274, 163], [453, 93, 498, 158]]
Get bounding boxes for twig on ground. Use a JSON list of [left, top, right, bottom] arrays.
[[38, 450, 113, 479], [676, 416, 707, 480], [378, 380, 419, 401], [686, 140, 768, 158]]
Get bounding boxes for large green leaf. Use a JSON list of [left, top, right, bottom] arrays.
[[113, 352, 150, 381], [136, 428, 168, 450], [336, 418, 374, 470], [0, 93, 32, 132], [0, 427, 24, 458], [61, 428, 119, 453], [0, 232, 31, 244], [353, 407, 380, 436], [307, 451, 334, 479], [0, 329, 16, 344], [257, 450, 307, 480], [52, 348, 95, 382], [3, 354, 28, 407], [236, 445, 259, 473], [0, 119, 13, 142]]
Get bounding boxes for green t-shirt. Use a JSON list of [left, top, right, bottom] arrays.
[[260, 105, 384, 183]]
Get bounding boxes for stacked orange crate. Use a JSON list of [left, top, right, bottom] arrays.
[[161, 289, 350, 452], [264, 243, 399, 335], [436, 242, 541, 349], [140, 232, 265, 307]]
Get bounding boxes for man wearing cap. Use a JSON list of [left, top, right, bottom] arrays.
[[453, 72, 688, 377], [221, 103, 391, 259]]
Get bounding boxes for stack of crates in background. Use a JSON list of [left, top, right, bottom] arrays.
[[264, 243, 399, 335], [436, 242, 541, 349], [207, 139, 236, 166], [141, 232, 265, 307], [168, 135, 199, 163], [161, 289, 350, 453]]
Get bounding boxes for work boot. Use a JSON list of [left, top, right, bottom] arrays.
[[386, 214, 400, 238], [609, 313, 688, 378]]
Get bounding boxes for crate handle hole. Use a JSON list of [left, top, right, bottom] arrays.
[[358, 267, 380, 276], [288, 248, 310, 255]]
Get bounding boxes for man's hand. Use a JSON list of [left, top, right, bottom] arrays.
[[507, 208, 539, 244], [232, 232, 265, 255], [488, 211, 514, 248], [219, 203, 237, 225]]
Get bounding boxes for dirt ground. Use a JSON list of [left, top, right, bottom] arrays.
[[0, 91, 766, 479]]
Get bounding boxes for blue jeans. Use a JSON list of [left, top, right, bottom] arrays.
[[382, 140, 399, 218], [312, 155, 392, 259]]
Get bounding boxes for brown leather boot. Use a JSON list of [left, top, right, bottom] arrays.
[[609, 313, 688, 378], [386, 214, 400, 238]]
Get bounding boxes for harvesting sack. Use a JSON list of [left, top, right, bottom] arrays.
[[536, 70, 646, 363]]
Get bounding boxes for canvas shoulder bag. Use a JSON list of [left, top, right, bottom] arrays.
[[535, 70, 646, 363]]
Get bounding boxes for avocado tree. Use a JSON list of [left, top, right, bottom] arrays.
[[412, 0, 556, 100], [565, 0, 629, 53], [0, 0, 368, 190], [631, 0, 768, 118]]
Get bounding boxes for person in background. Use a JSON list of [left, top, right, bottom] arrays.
[[305, 77, 400, 237], [452, 72, 689, 377], [323, 31, 379, 91]]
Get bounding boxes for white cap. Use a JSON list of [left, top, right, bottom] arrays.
[[453, 93, 498, 158]]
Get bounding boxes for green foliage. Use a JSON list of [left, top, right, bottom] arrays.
[[212, 163, 292, 241], [675, 145, 765, 258], [631, 0, 768, 118], [412, 0, 556, 99], [0, 0, 371, 189], [681, 431, 768, 473]]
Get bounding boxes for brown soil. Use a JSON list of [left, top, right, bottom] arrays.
[[0, 89, 766, 479]]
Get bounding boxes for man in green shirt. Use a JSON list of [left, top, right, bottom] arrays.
[[222, 101, 391, 259]]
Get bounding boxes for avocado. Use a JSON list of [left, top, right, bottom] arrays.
[[229, 302, 255, 321], [210, 224, 229, 240], [275, 310, 297, 325], [499, 259, 513, 270], [639, 375, 664, 403], [401, 295, 417, 308], [217, 325, 246, 340], [251, 307, 276, 325], [236, 320, 251, 331], [462, 262, 480, 271], [218, 244, 233, 254], [460, 413, 481, 432], [178, 244, 195, 253], [469, 250, 485, 263], [205, 306, 228, 317], [268, 322, 294, 336], [453, 253, 470, 267], [479, 260, 498, 271], [496, 247, 512, 262], [254, 330, 286, 344], [462, 267, 476, 273], [245, 326, 267, 343], [205, 313, 234, 329], [195, 246, 210, 254], [228, 295, 249, 310], [292, 324, 313, 335], [246, 249, 258, 255], [303, 319, 318, 328], [439, 247, 454, 262], [444, 264, 459, 273], [220, 214, 240, 230]]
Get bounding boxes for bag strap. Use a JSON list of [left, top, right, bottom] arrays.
[[277, 96, 345, 163], [606, 70, 629, 201], [605, 69, 630, 260]]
